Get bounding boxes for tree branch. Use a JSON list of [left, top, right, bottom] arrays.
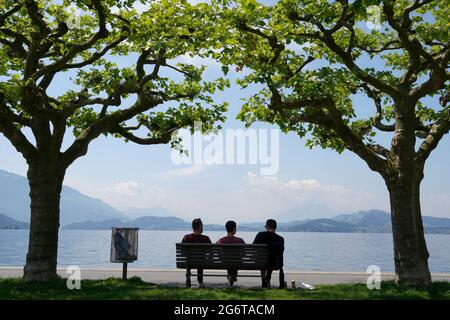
[[0, 101, 36, 159], [109, 124, 173, 145], [33, 0, 109, 81], [416, 118, 450, 163], [287, 10, 399, 97], [266, 84, 387, 173], [24, 0, 50, 36], [62, 92, 162, 166], [361, 84, 395, 132], [38, 35, 127, 90], [411, 46, 450, 99], [0, 4, 22, 27]]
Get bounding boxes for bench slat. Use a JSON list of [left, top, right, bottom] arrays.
[[175, 243, 278, 271]]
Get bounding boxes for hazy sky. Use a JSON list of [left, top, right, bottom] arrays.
[[0, 0, 449, 223]]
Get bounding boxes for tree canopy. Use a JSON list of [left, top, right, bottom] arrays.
[[0, 0, 229, 166], [216, 0, 449, 175]]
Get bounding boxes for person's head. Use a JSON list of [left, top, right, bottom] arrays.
[[265, 219, 277, 232], [192, 218, 203, 234], [225, 220, 237, 236]]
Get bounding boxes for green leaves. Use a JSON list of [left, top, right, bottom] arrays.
[[221, 65, 229, 76], [0, 0, 231, 152], [215, 0, 449, 155]]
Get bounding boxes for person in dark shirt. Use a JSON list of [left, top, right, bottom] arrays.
[[182, 218, 211, 287], [216, 220, 245, 285], [253, 219, 286, 288]]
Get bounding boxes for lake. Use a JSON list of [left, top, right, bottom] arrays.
[[1, 230, 450, 272]]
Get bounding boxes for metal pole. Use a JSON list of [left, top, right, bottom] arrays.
[[122, 262, 128, 280]]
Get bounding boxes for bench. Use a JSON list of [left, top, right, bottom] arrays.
[[176, 243, 282, 287]]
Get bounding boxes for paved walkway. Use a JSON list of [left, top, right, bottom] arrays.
[[2, 267, 450, 287]]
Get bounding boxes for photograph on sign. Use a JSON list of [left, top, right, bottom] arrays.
[[110, 228, 139, 263]]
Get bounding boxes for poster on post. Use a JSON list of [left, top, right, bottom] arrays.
[[110, 227, 139, 263]]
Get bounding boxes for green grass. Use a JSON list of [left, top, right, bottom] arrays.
[[1, 277, 449, 300]]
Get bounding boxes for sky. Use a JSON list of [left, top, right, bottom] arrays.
[[0, 0, 449, 223]]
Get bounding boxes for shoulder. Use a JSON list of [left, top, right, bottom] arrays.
[[275, 233, 284, 242], [203, 235, 212, 243], [253, 231, 265, 243]]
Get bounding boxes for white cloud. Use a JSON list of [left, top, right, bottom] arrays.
[[104, 180, 145, 197], [96, 181, 169, 210], [242, 172, 379, 219], [66, 172, 383, 223], [422, 193, 450, 218], [66, 171, 449, 223], [161, 164, 207, 178]]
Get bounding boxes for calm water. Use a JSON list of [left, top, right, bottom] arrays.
[[1, 230, 449, 272]]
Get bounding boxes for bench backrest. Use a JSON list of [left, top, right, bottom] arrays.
[[176, 243, 272, 270]]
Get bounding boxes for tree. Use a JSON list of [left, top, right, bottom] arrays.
[[218, 0, 449, 286], [0, 0, 228, 282]]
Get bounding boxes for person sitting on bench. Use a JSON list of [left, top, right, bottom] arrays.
[[253, 219, 286, 288], [182, 218, 211, 288], [216, 220, 245, 285]]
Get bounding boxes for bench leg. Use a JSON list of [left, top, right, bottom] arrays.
[[185, 268, 191, 288], [279, 268, 286, 288]]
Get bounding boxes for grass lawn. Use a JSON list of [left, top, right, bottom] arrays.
[[1, 277, 449, 300]]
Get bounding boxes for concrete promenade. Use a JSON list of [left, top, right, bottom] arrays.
[[2, 267, 450, 287]]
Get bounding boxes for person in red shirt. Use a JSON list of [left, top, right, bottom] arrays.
[[216, 220, 245, 285], [182, 218, 211, 287]]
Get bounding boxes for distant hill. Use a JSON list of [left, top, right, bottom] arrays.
[[63, 216, 192, 230], [333, 209, 390, 226], [0, 169, 129, 226], [286, 210, 450, 234], [61, 219, 126, 230], [286, 218, 356, 233], [0, 213, 29, 229], [63, 217, 313, 232], [61, 210, 450, 234], [122, 206, 173, 219]]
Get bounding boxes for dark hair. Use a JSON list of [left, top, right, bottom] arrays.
[[192, 218, 203, 231], [225, 220, 237, 233], [265, 219, 277, 230]]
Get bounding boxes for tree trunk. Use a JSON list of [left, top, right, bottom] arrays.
[[387, 176, 432, 286], [23, 155, 66, 282]]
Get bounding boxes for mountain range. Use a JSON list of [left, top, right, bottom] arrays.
[[0, 213, 29, 229], [0, 169, 128, 226], [1, 168, 449, 234], [59, 210, 450, 234]]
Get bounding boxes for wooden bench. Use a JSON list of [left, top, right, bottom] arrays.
[[176, 243, 282, 287]]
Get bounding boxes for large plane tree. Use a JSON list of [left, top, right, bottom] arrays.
[[217, 0, 449, 286], [0, 0, 227, 281]]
